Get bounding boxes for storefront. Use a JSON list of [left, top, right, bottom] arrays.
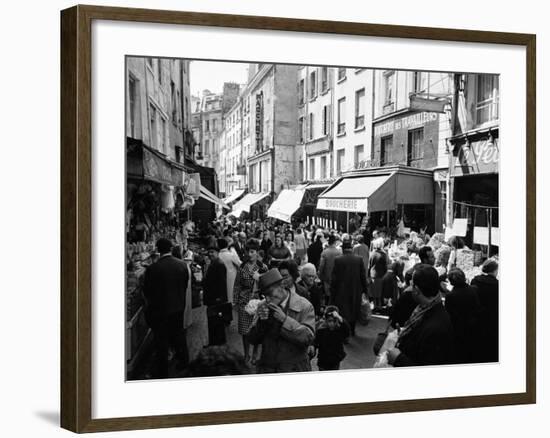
[[316, 165, 434, 235], [449, 128, 499, 253], [229, 192, 271, 220], [267, 186, 307, 223]]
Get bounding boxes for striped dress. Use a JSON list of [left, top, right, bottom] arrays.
[[233, 260, 268, 335]]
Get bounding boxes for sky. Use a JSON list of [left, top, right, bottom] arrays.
[[189, 60, 249, 97]]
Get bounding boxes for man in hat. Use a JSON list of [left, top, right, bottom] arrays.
[[331, 240, 368, 336], [202, 240, 229, 346], [143, 238, 189, 378], [246, 268, 315, 373]]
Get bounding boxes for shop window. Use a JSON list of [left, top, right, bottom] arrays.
[[380, 135, 393, 166], [407, 128, 424, 165], [337, 98, 346, 135], [476, 74, 499, 126], [355, 88, 365, 129]]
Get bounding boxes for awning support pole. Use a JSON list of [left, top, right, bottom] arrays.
[[346, 212, 349, 233]]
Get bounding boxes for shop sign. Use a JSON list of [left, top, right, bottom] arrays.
[[316, 197, 368, 213], [143, 148, 182, 185], [374, 112, 438, 137], [455, 139, 499, 175], [255, 91, 263, 150]]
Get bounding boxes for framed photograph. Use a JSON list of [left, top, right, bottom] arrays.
[[60, 4, 536, 433]]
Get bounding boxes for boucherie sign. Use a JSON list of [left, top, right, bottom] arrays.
[[316, 197, 368, 213], [454, 137, 499, 175]]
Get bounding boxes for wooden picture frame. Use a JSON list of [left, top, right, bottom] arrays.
[[60, 4, 536, 433]]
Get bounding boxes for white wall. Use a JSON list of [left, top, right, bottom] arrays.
[[0, 1, 546, 438]]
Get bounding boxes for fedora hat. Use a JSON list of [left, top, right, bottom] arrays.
[[258, 268, 283, 292]]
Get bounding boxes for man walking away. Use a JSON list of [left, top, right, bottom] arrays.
[[143, 238, 189, 378], [202, 240, 229, 346]]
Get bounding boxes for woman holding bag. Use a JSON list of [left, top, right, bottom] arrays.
[[233, 239, 268, 363]]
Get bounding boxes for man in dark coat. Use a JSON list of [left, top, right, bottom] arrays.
[[330, 241, 368, 336], [143, 238, 189, 378], [202, 241, 229, 346], [387, 264, 455, 367], [471, 259, 499, 362], [307, 234, 324, 270], [445, 267, 482, 363]]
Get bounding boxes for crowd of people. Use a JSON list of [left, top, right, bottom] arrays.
[[141, 215, 499, 378]]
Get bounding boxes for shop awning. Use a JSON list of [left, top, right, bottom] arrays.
[[223, 189, 246, 205], [316, 168, 433, 213], [229, 192, 270, 216], [267, 189, 306, 223], [200, 185, 229, 209]]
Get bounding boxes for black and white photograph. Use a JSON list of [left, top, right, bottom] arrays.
[[125, 57, 499, 380]]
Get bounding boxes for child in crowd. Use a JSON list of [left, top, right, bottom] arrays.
[[314, 306, 350, 371]]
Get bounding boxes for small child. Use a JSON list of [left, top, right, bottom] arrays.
[[314, 306, 350, 371]]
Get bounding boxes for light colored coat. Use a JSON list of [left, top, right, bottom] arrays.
[[218, 248, 241, 304]]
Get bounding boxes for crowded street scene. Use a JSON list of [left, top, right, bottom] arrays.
[[125, 57, 499, 380]]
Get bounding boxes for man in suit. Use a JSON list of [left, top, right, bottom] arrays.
[[202, 240, 229, 346], [143, 238, 189, 378], [330, 240, 368, 336], [233, 231, 248, 261]]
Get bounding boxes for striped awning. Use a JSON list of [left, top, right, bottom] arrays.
[[200, 185, 230, 209]]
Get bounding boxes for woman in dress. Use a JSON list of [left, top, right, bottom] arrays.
[[284, 231, 296, 260], [233, 239, 268, 363]]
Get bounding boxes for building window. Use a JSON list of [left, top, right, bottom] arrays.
[[336, 149, 345, 175], [299, 159, 304, 182], [384, 70, 395, 105], [157, 59, 162, 84], [205, 120, 210, 132], [321, 156, 327, 179], [413, 71, 427, 94], [380, 135, 393, 166], [309, 158, 315, 180], [476, 74, 499, 126], [298, 79, 305, 105], [212, 119, 217, 132], [310, 71, 317, 99], [407, 128, 424, 165], [204, 139, 210, 155], [128, 76, 140, 138], [337, 98, 346, 135], [149, 104, 157, 150], [323, 105, 329, 136], [355, 88, 365, 129], [309, 113, 314, 140], [160, 117, 167, 154], [321, 67, 328, 92], [338, 68, 346, 81], [299, 117, 304, 143], [354, 144, 364, 167]]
